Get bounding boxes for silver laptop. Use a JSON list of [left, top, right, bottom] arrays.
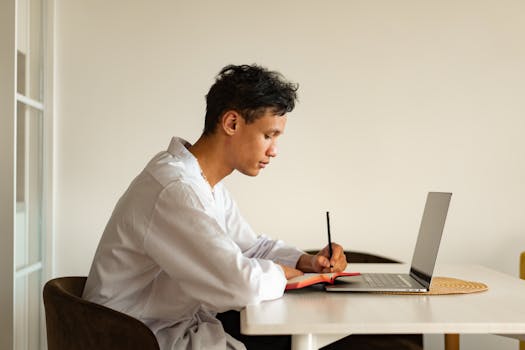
[[325, 192, 452, 292]]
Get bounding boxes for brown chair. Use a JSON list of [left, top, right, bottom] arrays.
[[305, 249, 401, 264], [306, 250, 423, 350], [345, 251, 401, 264], [43, 276, 159, 350]]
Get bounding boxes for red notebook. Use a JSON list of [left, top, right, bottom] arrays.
[[285, 271, 360, 290]]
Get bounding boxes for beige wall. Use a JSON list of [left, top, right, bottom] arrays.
[[55, 1, 525, 347]]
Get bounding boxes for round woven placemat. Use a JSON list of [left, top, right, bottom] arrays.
[[380, 276, 488, 295]]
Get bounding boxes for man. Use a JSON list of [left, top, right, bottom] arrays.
[[83, 64, 348, 350]]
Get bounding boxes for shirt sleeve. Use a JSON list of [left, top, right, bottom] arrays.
[[143, 181, 287, 312], [221, 186, 305, 268]]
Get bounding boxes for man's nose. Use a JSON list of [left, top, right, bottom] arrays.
[[267, 143, 277, 158]]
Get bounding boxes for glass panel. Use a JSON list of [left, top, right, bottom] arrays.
[[14, 1, 46, 349], [16, 0, 28, 94], [16, 0, 43, 101], [15, 102, 43, 269], [14, 271, 42, 350]]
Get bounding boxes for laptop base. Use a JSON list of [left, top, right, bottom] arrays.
[[325, 273, 429, 293]]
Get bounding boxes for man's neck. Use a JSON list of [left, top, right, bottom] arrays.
[[188, 134, 232, 187]]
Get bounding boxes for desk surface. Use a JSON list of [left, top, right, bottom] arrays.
[[241, 264, 525, 336]]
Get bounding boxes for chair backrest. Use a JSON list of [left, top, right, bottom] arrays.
[[304, 250, 400, 264], [43, 276, 160, 350]]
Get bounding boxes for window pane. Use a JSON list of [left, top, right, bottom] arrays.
[[15, 102, 43, 269], [14, 271, 42, 350], [16, 0, 43, 102]]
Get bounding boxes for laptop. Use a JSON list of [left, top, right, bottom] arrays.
[[325, 192, 452, 293]]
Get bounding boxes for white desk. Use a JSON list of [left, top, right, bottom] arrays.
[[240, 264, 525, 350]]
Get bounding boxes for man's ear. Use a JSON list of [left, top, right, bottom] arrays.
[[222, 111, 239, 136]]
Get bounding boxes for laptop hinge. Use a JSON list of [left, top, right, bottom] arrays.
[[409, 268, 431, 289]]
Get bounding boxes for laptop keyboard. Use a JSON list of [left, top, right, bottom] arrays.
[[364, 273, 413, 288]]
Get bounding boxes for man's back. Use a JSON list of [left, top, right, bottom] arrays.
[[82, 137, 296, 349]]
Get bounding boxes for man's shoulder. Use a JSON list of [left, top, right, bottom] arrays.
[[144, 150, 199, 187]]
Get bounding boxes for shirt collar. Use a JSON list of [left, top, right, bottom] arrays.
[[166, 137, 202, 177], [166, 137, 220, 195], [167, 137, 191, 155]]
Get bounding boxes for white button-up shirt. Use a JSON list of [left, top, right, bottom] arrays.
[[83, 137, 304, 350]]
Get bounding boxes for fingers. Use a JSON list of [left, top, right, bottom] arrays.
[[315, 255, 332, 273], [327, 243, 348, 272], [278, 264, 304, 279], [308, 243, 349, 273]]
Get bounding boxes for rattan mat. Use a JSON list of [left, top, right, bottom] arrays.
[[379, 276, 488, 295]]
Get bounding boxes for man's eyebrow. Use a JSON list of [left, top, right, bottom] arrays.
[[267, 128, 283, 136]]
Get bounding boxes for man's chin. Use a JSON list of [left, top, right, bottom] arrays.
[[238, 168, 261, 177]]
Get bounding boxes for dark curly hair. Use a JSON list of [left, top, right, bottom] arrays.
[[203, 64, 299, 135]]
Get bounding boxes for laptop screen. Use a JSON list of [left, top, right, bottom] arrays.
[[409, 192, 452, 286]]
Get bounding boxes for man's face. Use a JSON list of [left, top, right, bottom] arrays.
[[229, 111, 287, 177]]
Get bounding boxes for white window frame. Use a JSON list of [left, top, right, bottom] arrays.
[[0, 0, 54, 349], [0, 3, 17, 350]]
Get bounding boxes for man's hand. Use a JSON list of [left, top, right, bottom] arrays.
[[277, 264, 304, 280], [296, 243, 348, 273]]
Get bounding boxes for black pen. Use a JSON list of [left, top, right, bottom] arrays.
[[326, 211, 333, 268]]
